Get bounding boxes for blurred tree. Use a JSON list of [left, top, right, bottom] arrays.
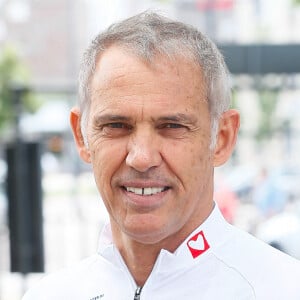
[[256, 90, 278, 141], [293, 0, 300, 5], [0, 45, 40, 133]]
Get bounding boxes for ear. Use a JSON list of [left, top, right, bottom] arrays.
[[70, 107, 91, 163], [213, 109, 240, 167]]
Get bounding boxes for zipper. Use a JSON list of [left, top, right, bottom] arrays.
[[133, 286, 143, 300]]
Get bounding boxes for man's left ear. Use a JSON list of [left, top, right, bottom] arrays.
[[213, 109, 240, 167]]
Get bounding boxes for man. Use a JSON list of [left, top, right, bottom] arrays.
[[23, 11, 300, 299]]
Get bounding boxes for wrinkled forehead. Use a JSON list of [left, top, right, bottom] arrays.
[[93, 45, 205, 86], [86, 46, 210, 127], [90, 46, 207, 100]]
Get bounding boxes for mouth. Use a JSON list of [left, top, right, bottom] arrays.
[[122, 186, 170, 196]]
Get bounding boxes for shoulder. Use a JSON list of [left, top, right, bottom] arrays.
[[214, 224, 300, 298], [22, 255, 108, 300]]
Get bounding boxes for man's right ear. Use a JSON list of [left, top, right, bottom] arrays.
[[70, 107, 91, 163]]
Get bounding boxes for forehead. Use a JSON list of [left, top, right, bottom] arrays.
[[93, 46, 205, 86], [90, 46, 208, 113]]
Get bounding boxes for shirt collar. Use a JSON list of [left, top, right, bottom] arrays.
[[98, 203, 232, 271]]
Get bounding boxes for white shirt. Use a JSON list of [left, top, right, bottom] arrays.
[[23, 205, 300, 299]]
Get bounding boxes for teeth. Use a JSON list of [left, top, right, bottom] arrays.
[[125, 187, 166, 196]]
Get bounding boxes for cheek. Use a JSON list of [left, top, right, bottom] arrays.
[[89, 142, 124, 185], [189, 135, 212, 165], [164, 138, 211, 183], [189, 143, 213, 186]]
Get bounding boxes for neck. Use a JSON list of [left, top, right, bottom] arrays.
[[118, 240, 160, 286], [110, 201, 215, 286]]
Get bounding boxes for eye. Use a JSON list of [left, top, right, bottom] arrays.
[[157, 123, 189, 138], [164, 123, 185, 129], [100, 122, 133, 137], [158, 123, 186, 129], [106, 122, 127, 129]]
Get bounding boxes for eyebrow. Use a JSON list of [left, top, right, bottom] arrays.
[[93, 113, 197, 125], [93, 114, 131, 126], [93, 114, 132, 125], [156, 113, 198, 124]]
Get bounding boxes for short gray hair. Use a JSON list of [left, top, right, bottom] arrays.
[[78, 11, 231, 147]]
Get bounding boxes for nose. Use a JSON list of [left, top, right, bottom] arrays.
[[126, 128, 162, 172]]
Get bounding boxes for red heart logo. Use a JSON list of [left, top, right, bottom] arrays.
[[187, 230, 210, 259]]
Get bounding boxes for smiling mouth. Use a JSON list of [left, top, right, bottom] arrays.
[[123, 186, 170, 196]]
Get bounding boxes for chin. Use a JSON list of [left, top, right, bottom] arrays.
[[130, 232, 168, 245], [124, 219, 176, 245]]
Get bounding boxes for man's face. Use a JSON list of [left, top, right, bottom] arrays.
[[83, 47, 217, 246]]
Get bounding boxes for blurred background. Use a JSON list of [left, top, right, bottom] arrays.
[[0, 0, 300, 299]]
